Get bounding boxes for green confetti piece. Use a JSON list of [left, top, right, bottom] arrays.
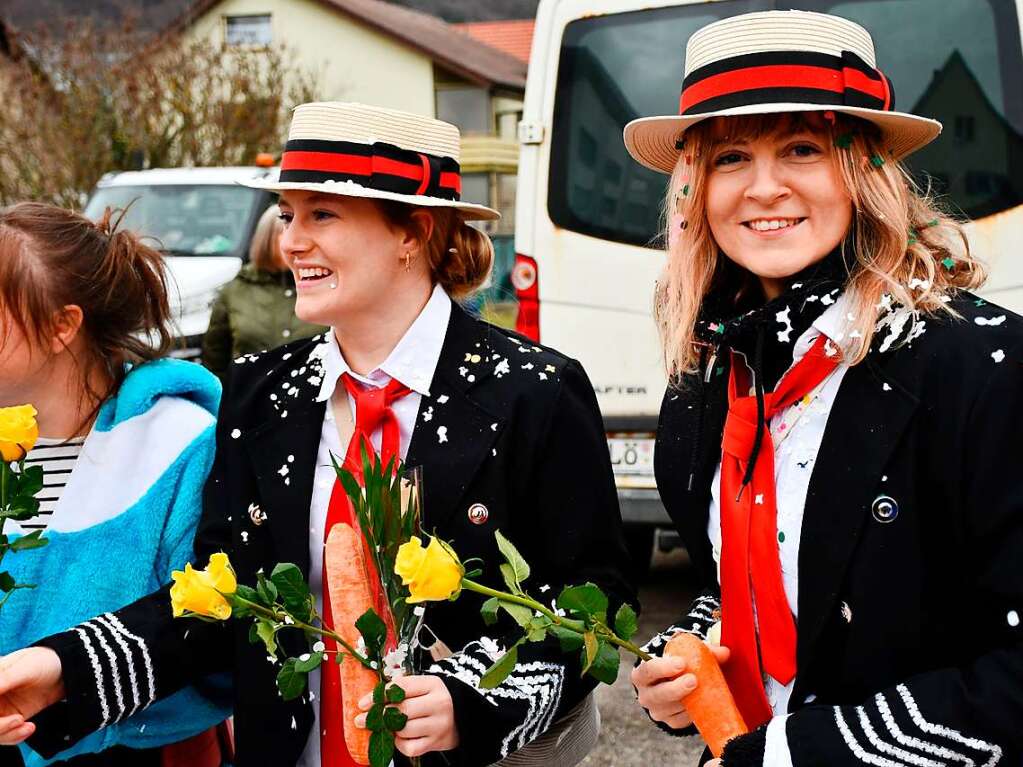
[[942, 257, 955, 270], [927, 218, 939, 228], [716, 366, 725, 377], [975, 299, 987, 307], [682, 184, 690, 197], [835, 133, 854, 149], [908, 236, 917, 246], [714, 323, 725, 334], [778, 531, 786, 543], [870, 154, 885, 167]]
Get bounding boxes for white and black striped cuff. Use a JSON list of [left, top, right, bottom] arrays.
[[429, 638, 565, 760], [826, 685, 1003, 767], [641, 594, 721, 656], [42, 612, 157, 732]]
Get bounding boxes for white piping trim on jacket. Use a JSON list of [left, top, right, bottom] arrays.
[[73, 626, 111, 728], [855, 705, 943, 767], [834, 707, 910, 766], [82, 621, 126, 722], [875, 692, 973, 766], [93, 615, 141, 717], [104, 613, 156, 708], [896, 685, 1002, 767]]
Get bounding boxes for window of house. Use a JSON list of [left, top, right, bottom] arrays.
[[436, 87, 490, 134], [225, 15, 272, 47], [460, 173, 491, 206], [955, 115, 976, 142]]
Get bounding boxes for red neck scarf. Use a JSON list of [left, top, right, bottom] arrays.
[[719, 334, 840, 727]]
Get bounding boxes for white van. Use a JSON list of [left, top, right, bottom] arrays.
[[84, 166, 279, 360], [511, 0, 1023, 568]]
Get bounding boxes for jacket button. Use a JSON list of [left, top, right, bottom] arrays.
[[872, 495, 898, 523], [467, 504, 489, 525]]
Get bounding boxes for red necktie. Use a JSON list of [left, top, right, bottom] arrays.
[[719, 334, 839, 728], [320, 373, 412, 767]]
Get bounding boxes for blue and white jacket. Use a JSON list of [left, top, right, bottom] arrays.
[[0, 359, 230, 766]]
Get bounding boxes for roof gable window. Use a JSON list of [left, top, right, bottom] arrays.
[[225, 14, 272, 47]]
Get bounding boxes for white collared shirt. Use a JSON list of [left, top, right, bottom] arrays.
[[298, 284, 451, 767], [705, 294, 856, 766]]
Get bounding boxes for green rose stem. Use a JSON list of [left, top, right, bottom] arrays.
[[0, 460, 38, 610], [460, 579, 653, 661], [228, 593, 376, 670]]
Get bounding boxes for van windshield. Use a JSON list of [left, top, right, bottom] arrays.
[[549, 0, 1023, 247], [84, 184, 264, 258]]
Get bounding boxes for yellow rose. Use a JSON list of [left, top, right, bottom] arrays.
[[394, 536, 464, 603], [171, 552, 237, 620], [0, 405, 39, 462]]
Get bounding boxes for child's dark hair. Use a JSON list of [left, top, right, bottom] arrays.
[[0, 201, 174, 411]]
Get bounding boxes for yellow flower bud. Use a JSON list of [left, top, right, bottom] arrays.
[[394, 536, 464, 603], [0, 405, 39, 462], [171, 552, 237, 620]]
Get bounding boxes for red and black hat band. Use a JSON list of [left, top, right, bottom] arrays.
[[679, 49, 895, 116], [279, 139, 462, 200]]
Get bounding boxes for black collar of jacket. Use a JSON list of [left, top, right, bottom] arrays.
[[236, 302, 504, 581]]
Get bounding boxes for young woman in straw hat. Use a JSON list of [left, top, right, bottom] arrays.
[[0, 103, 634, 767], [626, 10, 1023, 766]]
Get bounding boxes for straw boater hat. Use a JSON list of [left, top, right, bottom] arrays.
[[624, 10, 942, 174], [243, 102, 500, 221]]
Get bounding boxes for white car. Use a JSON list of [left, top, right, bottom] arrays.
[[84, 166, 279, 360]]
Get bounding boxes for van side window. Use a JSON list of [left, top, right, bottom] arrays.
[[548, 0, 1023, 246]]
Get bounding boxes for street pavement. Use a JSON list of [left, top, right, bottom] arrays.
[[581, 547, 708, 766]]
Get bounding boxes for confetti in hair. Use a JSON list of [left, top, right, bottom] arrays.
[[942, 256, 955, 270], [835, 132, 855, 149], [823, 110, 836, 125], [869, 154, 885, 168]]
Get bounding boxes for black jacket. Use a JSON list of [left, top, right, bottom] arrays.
[[650, 294, 1023, 765], [28, 304, 635, 767]]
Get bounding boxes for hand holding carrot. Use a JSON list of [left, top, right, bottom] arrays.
[[632, 632, 744, 755]]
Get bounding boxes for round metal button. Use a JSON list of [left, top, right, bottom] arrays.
[[872, 495, 898, 524], [467, 503, 489, 525]]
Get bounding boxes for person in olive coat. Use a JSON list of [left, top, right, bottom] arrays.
[[202, 205, 326, 380]]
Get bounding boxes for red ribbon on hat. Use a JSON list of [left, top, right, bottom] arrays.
[[678, 50, 893, 116]]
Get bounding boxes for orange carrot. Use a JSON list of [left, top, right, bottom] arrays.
[[664, 632, 748, 756], [325, 522, 377, 765]]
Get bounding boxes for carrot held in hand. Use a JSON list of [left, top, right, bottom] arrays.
[[664, 632, 748, 756], [325, 522, 377, 765]]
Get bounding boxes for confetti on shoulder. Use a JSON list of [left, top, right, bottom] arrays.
[[437, 426, 449, 443], [992, 349, 1005, 363], [231, 428, 241, 439]]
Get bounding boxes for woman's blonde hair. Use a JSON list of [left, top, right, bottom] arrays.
[[656, 112, 985, 383], [375, 201, 494, 300], [249, 205, 285, 272]]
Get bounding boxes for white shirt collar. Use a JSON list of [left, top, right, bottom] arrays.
[[793, 291, 857, 362], [315, 284, 451, 401]]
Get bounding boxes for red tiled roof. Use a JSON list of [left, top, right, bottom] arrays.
[[177, 0, 526, 90], [454, 19, 534, 64]]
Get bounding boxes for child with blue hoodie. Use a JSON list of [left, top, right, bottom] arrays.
[[0, 202, 231, 766]]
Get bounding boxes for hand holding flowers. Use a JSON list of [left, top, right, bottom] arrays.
[[171, 454, 648, 766]]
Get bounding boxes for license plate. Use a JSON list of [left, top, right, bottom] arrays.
[[607, 435, 655, 477]]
